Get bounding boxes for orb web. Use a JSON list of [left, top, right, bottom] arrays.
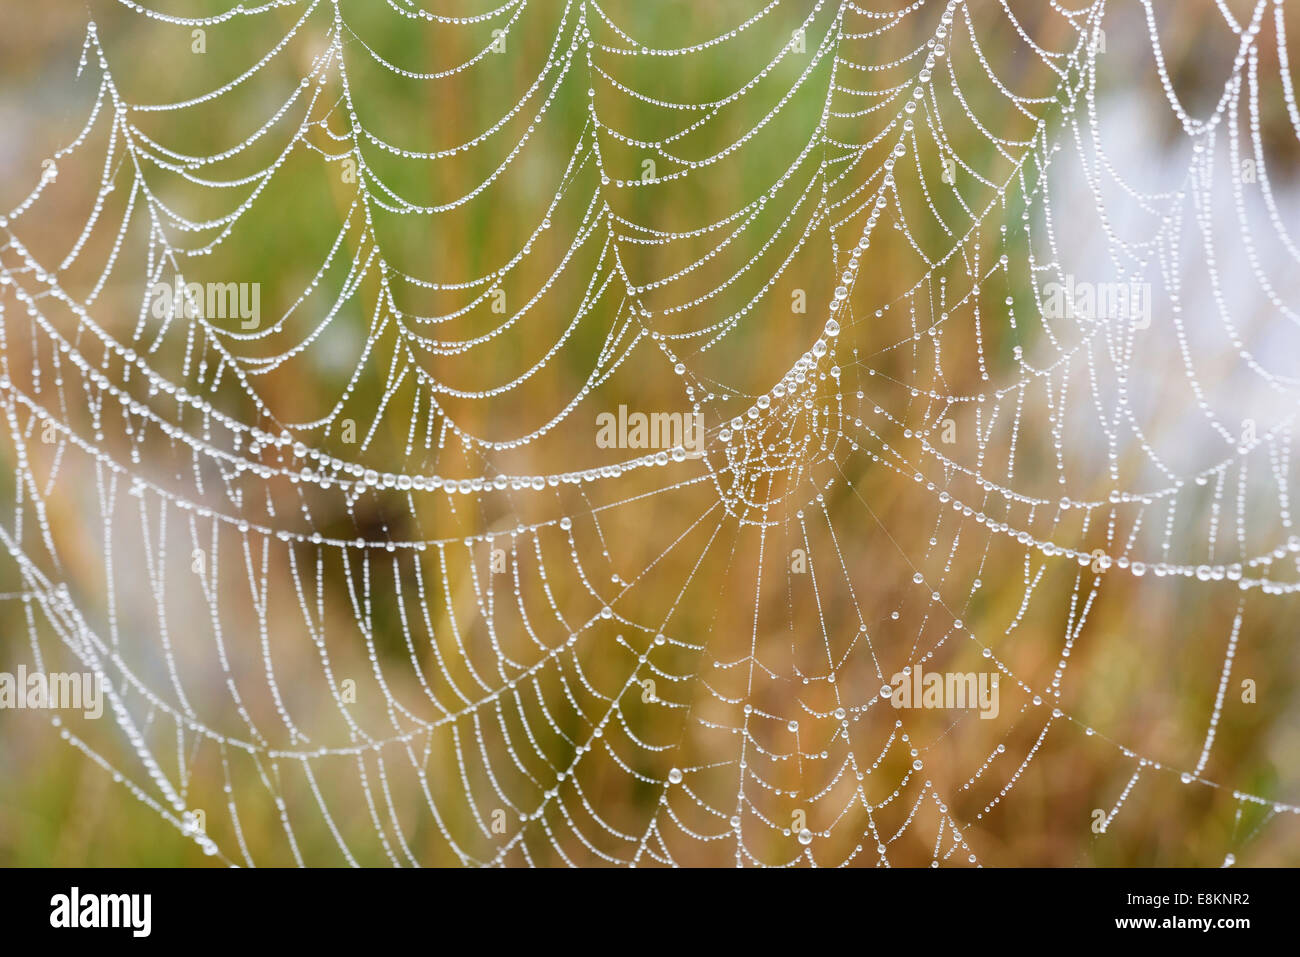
[[2, 0, 1299, 866]]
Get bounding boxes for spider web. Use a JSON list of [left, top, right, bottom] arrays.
[[2, 0, 1300, 866]]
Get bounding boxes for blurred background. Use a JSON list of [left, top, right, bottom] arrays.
[[1, 0, 1299, 866]]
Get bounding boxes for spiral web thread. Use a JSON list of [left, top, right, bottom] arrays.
[[2, 0, 1300, 866]]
